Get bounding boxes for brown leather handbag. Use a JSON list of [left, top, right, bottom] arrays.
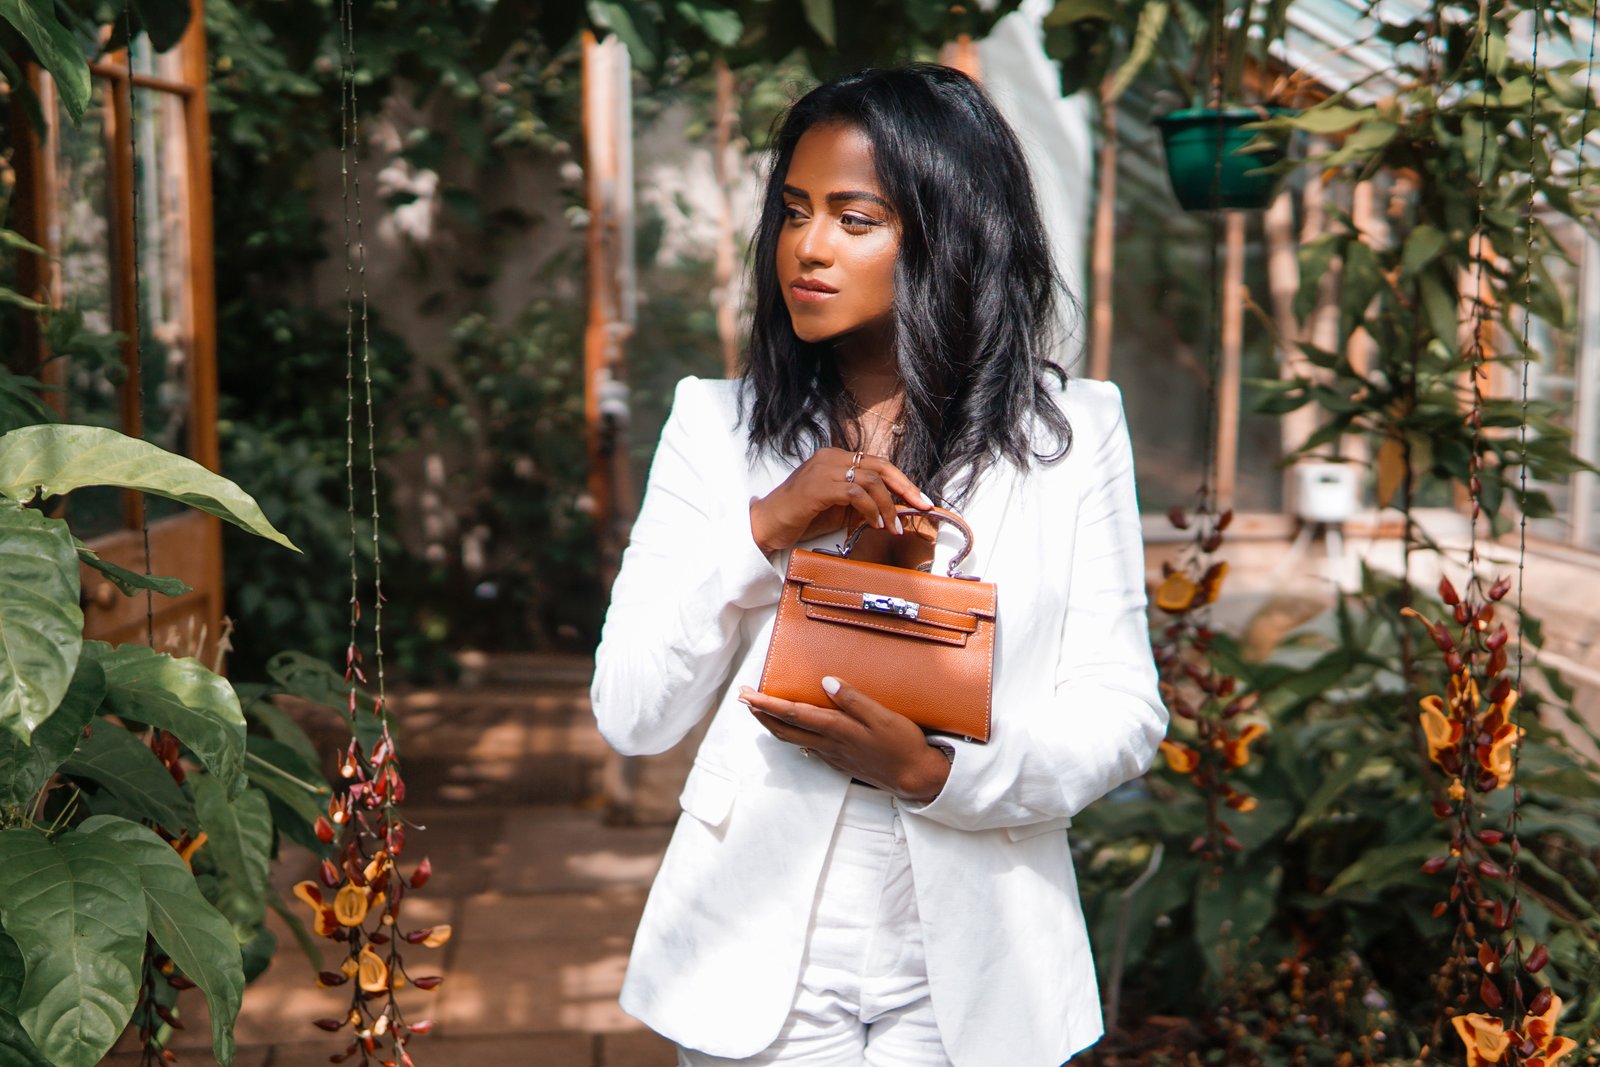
[[757, 505, 997, 743]]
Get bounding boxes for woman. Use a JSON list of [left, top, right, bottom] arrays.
[[591, 64, 1165, 1066]]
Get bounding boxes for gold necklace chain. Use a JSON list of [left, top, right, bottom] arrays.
[[844, 391, 906, 436]]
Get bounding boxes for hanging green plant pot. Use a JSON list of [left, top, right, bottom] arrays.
[[1155, 107, 1297, 212]]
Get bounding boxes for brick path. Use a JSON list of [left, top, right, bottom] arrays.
[[108, 654, 685, 1067]]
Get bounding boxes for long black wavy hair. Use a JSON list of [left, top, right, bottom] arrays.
[[739, 63, 1076, 506]]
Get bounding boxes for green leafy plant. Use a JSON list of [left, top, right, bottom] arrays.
[[0, 421, 340, 1066], [1074, 570, 1600, 1063]]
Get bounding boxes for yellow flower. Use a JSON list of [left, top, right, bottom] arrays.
[[422, 924, 453, 948], [1448, 779, 1466, 801], [175, 832, 208, 867], [1155, 573, 1198, 614], [1418, 695, 1458, 768], [1222, 723, 1265, 769], [1522, 994, 1579, 1065], [1158, 740, 1199, 774], [334, 884, 369, 927], [292, 880, 342, 938], [1451, 1012, 1510, 1067], [357, 945, 389, 993]]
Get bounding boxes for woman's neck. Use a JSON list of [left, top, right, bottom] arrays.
[[833, 318, 901, 411]]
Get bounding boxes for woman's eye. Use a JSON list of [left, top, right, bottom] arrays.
[[841, 214, 879, 231], [782, 205, 806, 221]]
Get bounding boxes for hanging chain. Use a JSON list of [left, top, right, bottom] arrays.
[[1500, 0, 1543, 1024], [325, 2, 438, 1061]]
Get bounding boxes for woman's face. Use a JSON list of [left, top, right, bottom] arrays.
[[776, 122, 899, 347]]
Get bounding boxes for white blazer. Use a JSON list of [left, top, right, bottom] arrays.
[[590, 374, 1166, 1067]]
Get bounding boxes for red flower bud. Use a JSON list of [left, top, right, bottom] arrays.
[[1420, 856, 1450, 875], [1479, 975, 1503, 1010], [315, 817, 336, 844], [1167, 506, 1189, 530], [411, 857, 432, 888], [1529, 987, 1553, 1016], [1526, 944, 1549, 974], [314, 1018, 346, 1032], [1439, 576, 1460, 606], [1488, 577, 1512, 601], [412, 976, 444, 990]]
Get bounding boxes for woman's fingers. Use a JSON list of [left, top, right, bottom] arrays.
[[739, 686, 861, 746], [858, 455, 934, 512], [848, 474, 901, 534]]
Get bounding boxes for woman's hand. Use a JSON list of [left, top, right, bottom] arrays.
[[738, 677, 952, 803], [749, 448, 933, 554]]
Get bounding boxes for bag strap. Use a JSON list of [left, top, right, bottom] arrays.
[[839, 504, 976, 577]]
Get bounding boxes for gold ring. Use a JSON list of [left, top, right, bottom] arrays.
[[845, 451, 863, 484]]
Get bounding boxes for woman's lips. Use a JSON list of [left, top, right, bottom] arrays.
[[790, 280, 838, 303]]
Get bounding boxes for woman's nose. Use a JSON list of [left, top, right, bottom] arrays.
[[794, 217, 832, 268]]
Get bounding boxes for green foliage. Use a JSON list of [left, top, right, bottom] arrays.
[[1252, 0, 1600, 532], [1043, 0, 1295, 105], [0, 419, 333, 1066], [1075, 574, 1600, 1059], [0, 424, 298, 551]]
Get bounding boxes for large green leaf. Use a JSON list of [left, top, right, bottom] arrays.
[[191, 776, 272, 927], [86, 641, 246, 798], [75, 547, 191, 599], [0, 501, 83, 744], [78, 817, 241, 1067], [60, 718, 198, 834], [0, 934, 49, 1066], [0, 934, 46, 1067], [0, 425, 298, 551], [0, 829, 147, 1067], [0, 0, 91, 123], [240, 690, 322, 767], [245, 734, 330, 830], [0, 656, 103, 811]]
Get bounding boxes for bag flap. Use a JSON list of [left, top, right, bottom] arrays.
[[786, 549, 996, 618]]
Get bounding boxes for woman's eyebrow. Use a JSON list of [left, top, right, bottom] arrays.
[[782, 184, 891, 211]]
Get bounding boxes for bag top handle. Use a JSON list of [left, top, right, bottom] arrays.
[[839, 504, 976, 577]]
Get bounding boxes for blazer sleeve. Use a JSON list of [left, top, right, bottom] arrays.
[[899, 383, 1168, 833], [589, 377, 785, 756]]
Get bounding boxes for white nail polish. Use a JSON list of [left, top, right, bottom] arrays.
[[894, 517, 904, 535], [876, 514, 884, 528], [919, 492, 933, 507], [821, 676, 841, 695]]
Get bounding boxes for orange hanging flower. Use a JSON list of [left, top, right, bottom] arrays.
[[1158, 740, 1199, 774], [422, 924, 453, 949], [357, 944, 389, 993], [333, 884, 369, 927], [1522, 993, 1580, 1066], [174, 832, 208, 868], [293, 880, 342, 938], [1222, 723, 1265, 769], [1451, 1012, 1511, 1067], [1476, 688, 1524, 790], [1419, 694, 1459, 768], [1155, 573, 1198, 614], [1197, 560, 1229, 605]]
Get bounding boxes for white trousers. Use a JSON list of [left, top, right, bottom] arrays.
[[676, 782, 954, 1066]]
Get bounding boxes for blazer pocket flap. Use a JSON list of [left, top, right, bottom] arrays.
[[678, 762, 737, 827], [1006, 815, 1072, 841]]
